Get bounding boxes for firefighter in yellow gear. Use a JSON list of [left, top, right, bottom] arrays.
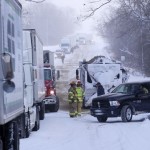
[[76, 80, 84, 116], [68, 81, 78, 117]]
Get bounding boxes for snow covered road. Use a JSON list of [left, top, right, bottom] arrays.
[[21, 111, 150, 150], [21, 41, 150, 150]]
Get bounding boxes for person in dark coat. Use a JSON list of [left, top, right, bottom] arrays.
[[61, 53, 65, 64], [94, 82, 105, 96]]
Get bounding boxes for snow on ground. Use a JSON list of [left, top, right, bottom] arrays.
[[128, 74, 150, 82], [21, 41, 150, 150], [21, 111, 150, 150]]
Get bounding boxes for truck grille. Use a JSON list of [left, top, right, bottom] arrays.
[[92, 100, 110, 108]]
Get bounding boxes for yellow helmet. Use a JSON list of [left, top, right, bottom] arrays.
[[70, 81, 76, 85]]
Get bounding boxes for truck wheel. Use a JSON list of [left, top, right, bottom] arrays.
[[97, 116, 107, 122], [19, 113, 30, 139], [5, 121, 19, 150], [25, 114, 31, 138], [19, 114, 26, 139], [13, 122, 20, 150], [82, 98, 90, 109], [33, 106, 40, 131], [121, 105, 133, 122], [51, 97, 59, 112], [39, 101, 45, 120], [0, 139, 2, 150]]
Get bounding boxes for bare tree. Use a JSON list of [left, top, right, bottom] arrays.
[[97, 0, 150, 75], [78, 0, 113, 21]]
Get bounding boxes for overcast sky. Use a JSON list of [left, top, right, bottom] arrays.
[[48, 0, 97, 34], [49, 0, 85, 10]]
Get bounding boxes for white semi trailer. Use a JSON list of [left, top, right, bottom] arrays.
[[76, 56, 127, 107], [0, 0, 24, 149], [22, 29, 45, 137]]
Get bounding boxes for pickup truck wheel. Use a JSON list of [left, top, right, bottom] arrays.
[[121, 105, 132, 122], [97, 116, 107, 122], [33, 106, 40, 131]]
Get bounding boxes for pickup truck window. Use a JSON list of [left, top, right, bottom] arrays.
[[112, 84, 139, 94]]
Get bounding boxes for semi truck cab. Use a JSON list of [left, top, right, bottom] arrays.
[[43, 50, 60, 112]]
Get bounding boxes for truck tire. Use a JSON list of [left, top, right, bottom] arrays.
[[51, 97, 59, 112], [19, 114, 26, 139], [121, 105, 133, 122], [39, 101, 45, 120], [25, 113, 31, 138], [19, 113, 30, 138], [32, 106, 40, 131], [82, 98, 90, 109], [13, 122, 20, 150], [0, 139, 3, 150], [5, 121, 19, 150], [97, 116, 107, 122]]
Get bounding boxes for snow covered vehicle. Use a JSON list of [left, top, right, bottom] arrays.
[[43, 50, 60, 112], [0, 0, 24, 149], [91, 81, 150, 122], [55, 49, 65, 58], [60, 38, 72, 54], [60, 36, 77, 54], [76, 56, 128, 107]]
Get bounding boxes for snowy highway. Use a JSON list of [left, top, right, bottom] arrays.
[[21, 42, 150, 150], [21, 111, 150, 150]]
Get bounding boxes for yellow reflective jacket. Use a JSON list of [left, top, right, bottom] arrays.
[[76, 87, 84, 102], [68, 87, 77, 102]]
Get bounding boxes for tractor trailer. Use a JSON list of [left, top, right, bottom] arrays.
[[0, 0, 24, 149], [22, 29, 45, 137]]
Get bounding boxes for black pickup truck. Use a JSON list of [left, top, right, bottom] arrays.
[[90, 81, 150, 122]]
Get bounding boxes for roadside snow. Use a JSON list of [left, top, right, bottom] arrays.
[[21, 41, 150, 150], [21, 111, 150, 150]]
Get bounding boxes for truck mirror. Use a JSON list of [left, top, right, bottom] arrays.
[[3, 80, 15, 93], [1, 53, 14, 80], [57, 70, 60, 80]]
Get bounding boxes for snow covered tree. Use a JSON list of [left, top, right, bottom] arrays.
[[95, 0, 150, 75]]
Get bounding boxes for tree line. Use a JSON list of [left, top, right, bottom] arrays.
[[96, 0, 150, 76]]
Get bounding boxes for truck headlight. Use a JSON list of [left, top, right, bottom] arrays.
[[50, 90, 55, 95], [109, 101, 120, 106]]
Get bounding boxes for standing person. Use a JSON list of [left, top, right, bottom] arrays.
[[61, 53, 65, 64], [68, 81, 77, 117], [76, 80, 84, 116], [95, 82, 105, 96]]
